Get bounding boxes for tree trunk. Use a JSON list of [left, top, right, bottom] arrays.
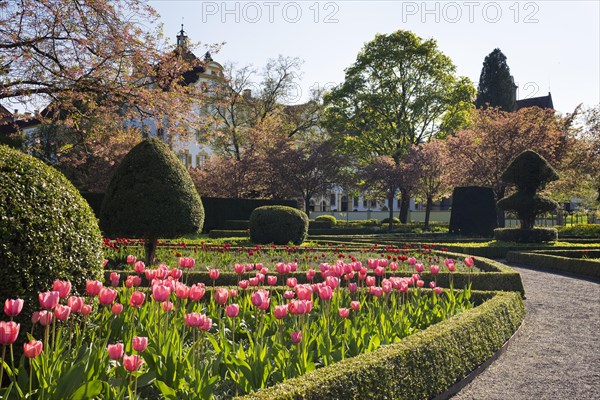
[[424, 195, 433, 231], [304, 196, 311, 219], [399, 188, 410, 224], [496, 186, 506, 228], [144, 237, 158, 266], [388, 189, 395, 231]]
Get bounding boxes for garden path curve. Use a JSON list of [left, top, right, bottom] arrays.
[[453, 263, 600, 400]]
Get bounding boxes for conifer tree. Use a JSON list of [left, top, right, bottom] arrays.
[[475, 49, 517, 111]]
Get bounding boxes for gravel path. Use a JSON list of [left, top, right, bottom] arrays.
[[453, 264, 600, 400]]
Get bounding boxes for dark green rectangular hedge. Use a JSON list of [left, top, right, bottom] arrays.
[[235, 291, 525, 400], [506, 251, 600, 279]]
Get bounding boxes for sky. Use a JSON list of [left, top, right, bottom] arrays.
[[149, 0, 600, 115]]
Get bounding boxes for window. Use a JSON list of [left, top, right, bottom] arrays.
[[196, 154, 207, 170], [363, 199, 368, 208], [353, 197, 359, 207], [370, 199, 377, 208], [330, 194, 336, 205], [179, 152, 191, 168]]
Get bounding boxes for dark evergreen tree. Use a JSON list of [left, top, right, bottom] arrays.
[[475, 48, 517, 111], [100, 138, 204, 264]]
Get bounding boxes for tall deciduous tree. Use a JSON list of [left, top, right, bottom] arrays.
[[322, 30, 475, 223], [0, 0, 206, 137], [446, 107, 566, 226], [475, 48, 517, 111]]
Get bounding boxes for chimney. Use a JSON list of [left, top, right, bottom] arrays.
[[242, 89, 252, 99]]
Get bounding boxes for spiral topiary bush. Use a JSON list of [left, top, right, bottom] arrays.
[[249, 206, 309, 245], [100, 138, 204, 264], [0, 144, 103, 324]]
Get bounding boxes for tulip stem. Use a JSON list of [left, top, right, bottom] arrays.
[[1, 344, 5, 389], [29, 359, 33, 396]]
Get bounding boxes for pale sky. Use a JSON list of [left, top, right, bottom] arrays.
[[150, 0, 600, 115]]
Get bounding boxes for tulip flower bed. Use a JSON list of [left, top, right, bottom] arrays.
[[1, 255, 476, 399]]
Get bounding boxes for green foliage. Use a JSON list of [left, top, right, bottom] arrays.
[[208, 230, 249, 239], [556, 224, 600, 238], [0, 144, 103, 329], [202, 197, 298, 232], [315, 215, 337, 226], [449, 186, 498, 237], [223, 220, 250, 230], [506, 250, 600, 278], [308, 220, 333, 229], [323, 29, 475, 164], [236, 291, 525, 400], [475, 48, 517, 111], [497, 150, 559, 232], [249, 206, 309, 245], [493, 227, 558, 243], [100, 138, 204, 239], [381, 217, 400, 224]]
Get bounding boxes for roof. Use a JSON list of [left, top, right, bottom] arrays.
[[516, 92, 554, 110]]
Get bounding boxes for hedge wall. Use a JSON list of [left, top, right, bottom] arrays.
[[506, 250, 600, 279], [203, 197, 297, 232], [236, 291, 525, 400], [208, 230, 249, 239]]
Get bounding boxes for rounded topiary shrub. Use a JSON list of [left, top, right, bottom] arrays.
[[381, 217, 400, 224], [100, 138, 204, 264], [249, 206, 309, 245], [494, 227, 558, 243], [315, 215, 337, 226], [0, 145, 103, 324]]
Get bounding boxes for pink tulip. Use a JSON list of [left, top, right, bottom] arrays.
[[179, 257, 195, 268], [251, 290, 270, 310], [239, 280, 249, 289], [0, 321, 19, 344], [152, 284, 170, 302], [103, 259, 109, 267], [325, 276, 339, 289], [214, 288, 229, 305], [407, 257, 417, 265], [350, 301, 360, 311], [38, 291, 60, 310], [129, 291, 146, 308], [415, 263, 424, 273], [338, 308, 350, 318], [434, 287, 443, 295], [4, 299, 24, 317], [267, 276, 277, 286], [132, 336, 148, 352], [365, 276, 376, 287], [290, 331, 302, 344], [225, 304, 240, 318], [429, 265, 439, 274], [389, 262, 399, 271], [110, 272, 120, 287], [170, 268, 183, 279], [99, 288, 118, 305], [52, 280, 72, 298], [464, 257, 475, 267], [348, 282, 358, 293], [374, 266, 385, 276], [369, 286, 383, 298], [286, 277, 297, 288], [66, 296, 83, 313], [209, 269, 220, 281], [112, 303, 124, 315], [306, 268, 316, 281], [274, 305, 288, 319], [86, 280, 103, 296], [38, 310, 53, 326], [200, 317, 212, 331], [175, 283, 190, 299], [416, 280, 425, 287], [162, 301, 173, 312], [107, 343, 124, 360], [188, 284, 205, 301], [234, 264, 245, 274], [317, 285, 333, 301], [123, 354, 143, 372], [283, 290, 295, 299], [249, 277, 259, 286], [31, 311, 40, 324], [126, 255, 136, 264], [429, 281, 436, 288], [229, 289, 238, 298], [133, 261, 145, 273], [54, 305, 71, 321], [81, 304, 92, 316], [296, 285, 312, 301], [185, 313, 202, 328], [24, 340, 43, 358], [255, 273, 265, 283]]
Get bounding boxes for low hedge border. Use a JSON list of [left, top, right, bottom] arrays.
[[208, 230, 249, 239], [406, 243, 600, 259], [104, 251, 525, 297], [506, 250, 600, 279], [236, 291, 525, 400]]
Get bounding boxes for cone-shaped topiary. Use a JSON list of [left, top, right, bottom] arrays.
[[496, 150, 559, 241], [100, 138, 204, 264], [249, 206, 309, 245], [0, 144, 103, 336]]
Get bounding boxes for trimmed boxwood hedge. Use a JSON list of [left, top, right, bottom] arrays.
[[249, 206, 309, 245], [236, 291, 525, 400], [506, 250, 600, 279], [208, 229, 249, 239], [494, 227, 557, 243]]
